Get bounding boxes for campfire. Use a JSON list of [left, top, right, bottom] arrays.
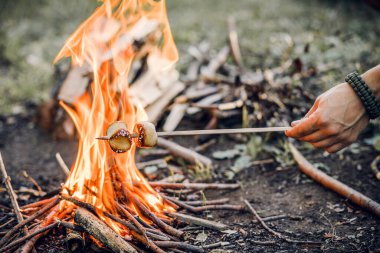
[[0, 1, 242, 252], [1, 1, 379, 252]]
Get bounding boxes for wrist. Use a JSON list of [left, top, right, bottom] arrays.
[[361, 65, 380, 100]]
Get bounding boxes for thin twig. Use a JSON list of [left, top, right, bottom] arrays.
[[55, 152, 70, 176], [0, 152, 28, 236], [0, 196, 60, 247], [165, 196, 244, 213], [149, 182, 240, 190], [244, 200, 321, 245], [22, 170, 43, 193], [166, 212, 228, 231], [0, 222, 58, 252], [154, 241, 204, 253], [182, 198, 229, 206]]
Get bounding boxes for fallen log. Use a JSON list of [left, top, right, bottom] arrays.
[[74, 208, 138, 253], [289, 142, 380, 218]]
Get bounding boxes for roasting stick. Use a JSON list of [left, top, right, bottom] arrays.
[[156, 126, 290, 137]]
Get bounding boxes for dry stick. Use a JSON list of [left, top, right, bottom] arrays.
[[244, 200, 321, 245], [62, 198, 162, 253], [157, 138, 212, 168], [125, 189, 184, 238], [22, 171, 43, 193], [165, 196, 244, 213], [20, 196, 57, 210], [55, 152, 70, 176], [166, 212, 228, 231], [128, 230, 166, 253], [0, 152, 28, 236], [20, 205, 65, 253], [60, 195, 139, 232], [62, 194, 166, 252], [0, 222, 59, 252], [183, 198, 230, 206], [0, 196, 60, 248], [149, 182, 240, 190], [154, 241, 204, 253], [0, 218, 14, 229], [227, 16, 243, 69], [74, 208, 138, 253], [288, 142, 380, 218], [252, 214, 288, 224]]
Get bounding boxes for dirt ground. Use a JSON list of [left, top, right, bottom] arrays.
[[0, 0, 379, 252]]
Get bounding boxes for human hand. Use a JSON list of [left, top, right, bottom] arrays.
[[285, 82, 369, 153]]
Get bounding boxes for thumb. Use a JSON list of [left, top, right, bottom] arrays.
[[305, 98, 320, 118]]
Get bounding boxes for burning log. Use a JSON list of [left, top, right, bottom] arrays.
[[66, 229, 85, 253], [74, 208, 138, 253]]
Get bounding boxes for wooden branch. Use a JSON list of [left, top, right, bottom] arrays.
[[56, 152, 70, 176], [146, 81, 185, 123], [0, 152, 28, 235], [288, 142, 380, 218], [165, 196, 244, 213], [21, 196, 58, 209], [244, 200, 321, 245], [74, 208, 138, 253], [182, 198, 230, 206], [0, 196, 60, 248], [162, 103, 188, 132], [0, 222, 58, 252], [125, 188, 184, 238], [166, 212, 228, 231], [154, 241, 204, 253], [227, 16, 243, 69], [150, 182, 239, 190], [157, 138, 212, 167]]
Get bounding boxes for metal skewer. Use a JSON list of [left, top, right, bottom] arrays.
[[156, 126, 291, 137], [96, 126, 291, 140]]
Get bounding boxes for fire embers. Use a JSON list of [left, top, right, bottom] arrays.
[[100, 121, 158, 153]]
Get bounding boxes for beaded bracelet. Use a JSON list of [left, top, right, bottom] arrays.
[[345, 72, 380, 119]]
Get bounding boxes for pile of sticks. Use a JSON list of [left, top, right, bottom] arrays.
[[0, 154, 244, 253]]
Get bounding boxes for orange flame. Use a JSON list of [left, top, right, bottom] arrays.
[[54, 0, 177, 235]]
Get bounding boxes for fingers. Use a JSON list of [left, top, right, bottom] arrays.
[[324, 143, 347, 153], [310, 137, 339, 149], [305, 99, 320, 118], [285, 113, 319, 138]]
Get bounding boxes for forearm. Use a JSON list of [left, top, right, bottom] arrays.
[[362, 65, 380, 100]]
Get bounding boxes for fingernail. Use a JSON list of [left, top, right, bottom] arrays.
[[291, 120, 301, 127]]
